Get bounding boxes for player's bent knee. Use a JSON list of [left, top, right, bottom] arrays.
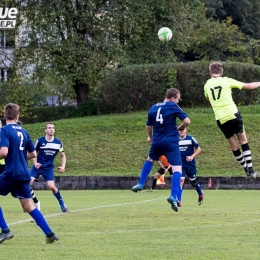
[[189, 178, 198, 187]]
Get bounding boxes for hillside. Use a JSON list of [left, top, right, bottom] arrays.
[[23, 105, 260, 177]]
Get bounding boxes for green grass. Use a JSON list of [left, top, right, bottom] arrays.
[[1, 190, 260, 260], [22, 105, 260, 177]]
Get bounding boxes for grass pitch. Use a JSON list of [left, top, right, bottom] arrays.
[[1, 190, 260, 259]]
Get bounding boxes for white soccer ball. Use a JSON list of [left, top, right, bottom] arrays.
[[158, 27, 172, 42]]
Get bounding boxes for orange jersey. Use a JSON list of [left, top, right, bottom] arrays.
[[159, 155, 169, 167]]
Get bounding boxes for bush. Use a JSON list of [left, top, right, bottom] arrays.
[[20, 98, 111, 124], [100, 61, 260, 112]]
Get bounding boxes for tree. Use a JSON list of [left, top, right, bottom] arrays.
[[14, 0, 208, 104], [191, 17, 247, 61], [16, 0, 118, 104], [202, 0, 260, 39]]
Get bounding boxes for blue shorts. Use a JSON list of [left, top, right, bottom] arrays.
[[181, 165, 197, 179], [0, 175, 31, 199], [30, 166, 55, 182], [149, 142, 182, 166]]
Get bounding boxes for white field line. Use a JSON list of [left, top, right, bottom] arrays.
[[8, 197, 260, 233]]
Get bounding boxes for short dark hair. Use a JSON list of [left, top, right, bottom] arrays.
[[209, 62, 223, 74], [165, 88, 180, 99], [4, 103, 19, 120]]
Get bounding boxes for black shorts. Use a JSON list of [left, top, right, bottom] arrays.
[[217, 112, 244, 139], [157, 167, 173, 175], [0, 164, 5, 175]]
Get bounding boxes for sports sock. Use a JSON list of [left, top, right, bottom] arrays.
[[139, 160, 153, 185], [53, 190, 63, 202], [31, 187, 39, 204], [0, 207, 8, 230], [241, 143, 253, 170], [232, 149, 247, 170], [177, 185, 183, 202], [195, 183, 203, 196], [171, 171, 181, 199], [30, 208, 52, 235], [152, 178, 157, 190]]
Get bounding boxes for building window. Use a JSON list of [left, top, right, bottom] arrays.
[[0, 68, 8, 81]]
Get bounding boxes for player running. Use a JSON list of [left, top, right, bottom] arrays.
[[30, 122, 67, 213]]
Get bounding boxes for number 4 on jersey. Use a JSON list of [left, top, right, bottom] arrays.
[[156, 107, 163, 124]]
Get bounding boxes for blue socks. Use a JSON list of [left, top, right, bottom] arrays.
[[196, 183, 203, 196], [30, 208, 52, 235], [177, 185, 183, 202], [139, 160, 153, 185], [53, 190, 63, 202], [0, 207, 8, 230], [171, 172, 181, 199]]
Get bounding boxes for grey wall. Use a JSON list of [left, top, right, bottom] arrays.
[[32, 176, 260, 190]]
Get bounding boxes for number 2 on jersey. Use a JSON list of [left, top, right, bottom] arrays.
[[210, 86, 222, 100], [156, 107, 163, 124], [17, 132, 24, 150]]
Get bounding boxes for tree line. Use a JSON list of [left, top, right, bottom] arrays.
[[1, 0, 260, 114]]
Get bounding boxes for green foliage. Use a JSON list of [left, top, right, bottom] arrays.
[[12, 0, 218, 104], [100, 61, 260, 111], [20, 98, 110, 124], [191, 17, 247, 61], [0, 81, 34, 118], [202, 0, 260, 39], [99, 64, 170, 113], [3, 0, 260, 107]]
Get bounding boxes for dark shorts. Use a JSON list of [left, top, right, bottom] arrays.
[[30, 166, 54, 182], [217, 112, 244, 139], [0, 176, 32, 199], [157, 167, 173, 176], [0, 164, 5, 175], [149, 142, 182, 166], [181, 166, 197, 179]]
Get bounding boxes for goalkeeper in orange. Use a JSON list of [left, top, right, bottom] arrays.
[[148, 155, 172, 192]]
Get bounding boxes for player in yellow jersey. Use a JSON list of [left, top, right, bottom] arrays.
[[204, 61, 260, 178]]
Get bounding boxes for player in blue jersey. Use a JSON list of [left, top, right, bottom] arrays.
[[30, 122, 67, 213], [0, 103, 58, 244], [131, 88, 190, 212], [177, 127, 204, 206], [0, 120, 41, 210]]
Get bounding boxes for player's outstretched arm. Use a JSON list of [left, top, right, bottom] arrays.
[[243, 82, 260, 90], [178, 117, 191, 131]]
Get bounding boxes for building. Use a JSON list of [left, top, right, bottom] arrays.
[[0, 30, 14, 81]]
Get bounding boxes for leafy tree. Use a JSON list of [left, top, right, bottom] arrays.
[[202, 0, 260, 39], [14, 0, 208, 104], [16, 0, 118, 104], [0, 79, 35, 118], [191, 17, 247, 61]]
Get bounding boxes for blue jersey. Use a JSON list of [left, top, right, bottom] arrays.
[[147, 101, 188, 165], [179, 135, 199, 167], [34, 136, 64, 169], [0, 124, 35, 180], [147, 101, 188, 144]]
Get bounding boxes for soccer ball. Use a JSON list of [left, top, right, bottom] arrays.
[[158, 27, 172, 42]]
